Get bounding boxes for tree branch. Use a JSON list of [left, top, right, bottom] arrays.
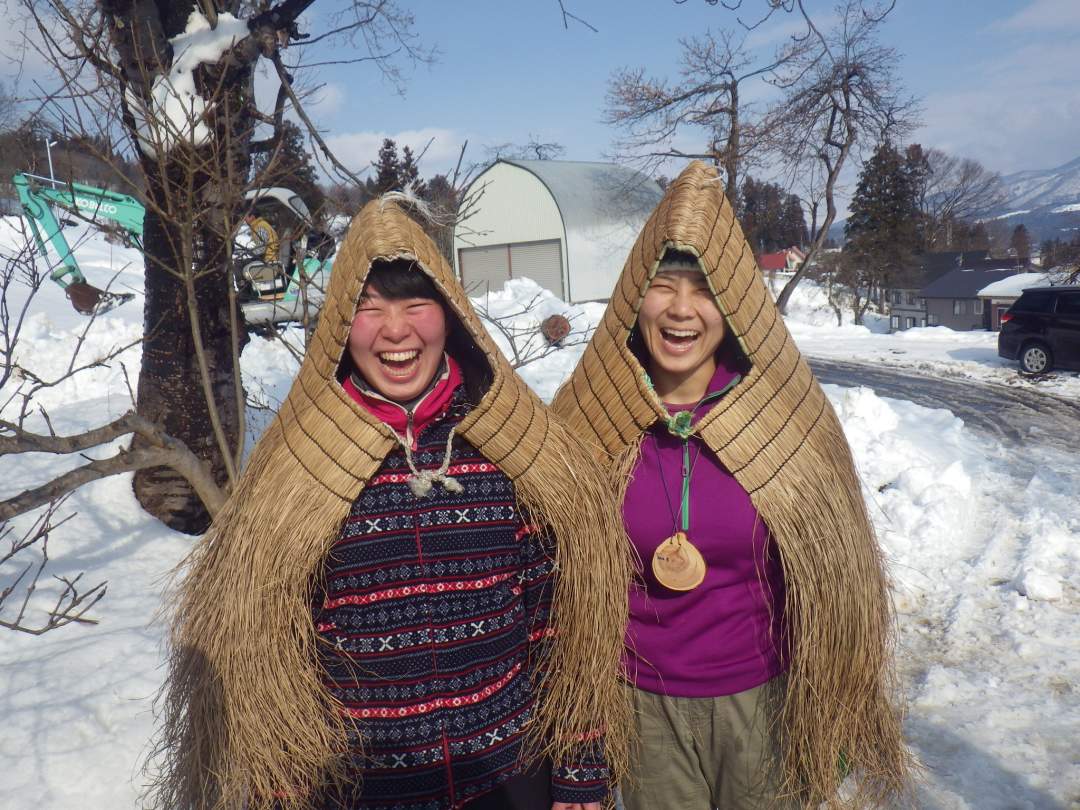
[[0, 413, 227, 520]]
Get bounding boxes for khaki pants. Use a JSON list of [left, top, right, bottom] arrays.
[[620, 679, 797, 810]]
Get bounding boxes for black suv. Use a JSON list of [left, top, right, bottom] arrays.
[[998, 285, 1080, 374]]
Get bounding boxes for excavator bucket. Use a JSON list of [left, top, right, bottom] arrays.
[[65, 281, 136, 316]]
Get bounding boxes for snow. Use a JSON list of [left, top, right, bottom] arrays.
[[128, 11, 250, 156], [2, 224, 1079, 809], [977, 271, 1064, 298], [1051, 202, 1080, 214], [780, 279, 1080, 400], [985, 209, 1031, 220]]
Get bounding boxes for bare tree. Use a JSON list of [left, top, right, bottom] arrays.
[[485, 135, 567, 162], [913, 147, 1007, 249], [766, 0, 919, 313], [17, 0, 429, 533], [605, 29, 786, 201]]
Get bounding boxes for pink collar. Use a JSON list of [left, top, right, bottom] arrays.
[[342, 354, 463, 448]]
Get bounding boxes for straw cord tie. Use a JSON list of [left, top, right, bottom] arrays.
[[393, 427, 463, 498]]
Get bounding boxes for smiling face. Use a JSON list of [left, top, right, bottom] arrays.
[[347, 279, 448, 403], [637, 265, 726, 404]]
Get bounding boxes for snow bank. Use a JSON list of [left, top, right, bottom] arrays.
[[3, 223, 1078, 809]]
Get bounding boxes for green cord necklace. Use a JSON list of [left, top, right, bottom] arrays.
[[650, 373, 742, 592]]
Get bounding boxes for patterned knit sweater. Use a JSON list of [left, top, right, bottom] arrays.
[[312, 389, 608, 808]]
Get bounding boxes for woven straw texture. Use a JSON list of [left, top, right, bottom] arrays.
[[552, 161, 912, 808], [151, 199, 632, 810]]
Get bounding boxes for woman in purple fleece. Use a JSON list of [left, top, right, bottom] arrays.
[[553, 161, 910, 810], [617, 250, 791, 810]]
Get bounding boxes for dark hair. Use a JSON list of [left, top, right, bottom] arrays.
[[658, 248, 702, 269], [347, 258, 493, 404], [362, 259, 443, 301]]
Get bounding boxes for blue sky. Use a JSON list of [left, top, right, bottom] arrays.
[[4, 0, 1078, 190], [286, 0, 1080, 187]]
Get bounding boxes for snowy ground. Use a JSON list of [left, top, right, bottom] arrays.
[[1, 223, 1078, 809], [773, 274, 1080, 401]]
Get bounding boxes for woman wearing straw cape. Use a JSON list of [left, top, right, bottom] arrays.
[[552, 161, 912, 809], [151, 197, 631, 810]]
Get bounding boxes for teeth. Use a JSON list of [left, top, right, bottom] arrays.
[[379, 350, 419, 362], [662, 329, 699, 338]]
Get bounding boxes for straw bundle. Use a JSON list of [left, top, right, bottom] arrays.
[[552, 161, 913, 808], [151, 198, 632, 810]]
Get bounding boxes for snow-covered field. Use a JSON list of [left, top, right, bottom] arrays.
[[1, 222, 1078, 809]]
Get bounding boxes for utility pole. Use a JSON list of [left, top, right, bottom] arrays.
[[44, 136, 58, 186]]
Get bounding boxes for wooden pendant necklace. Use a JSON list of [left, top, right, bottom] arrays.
[[649, 373, 742, 592], [651, 433, 707, 591]]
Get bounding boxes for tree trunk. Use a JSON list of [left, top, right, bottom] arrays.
[[132, 171, 244, 534], [102, 0, 253, 533]]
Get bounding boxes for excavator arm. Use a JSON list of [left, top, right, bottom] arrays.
[[13, 172, 143, 314]]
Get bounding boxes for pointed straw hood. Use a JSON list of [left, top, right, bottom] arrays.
[[152, 198, 631, 810], [552, 161, 912, 807]]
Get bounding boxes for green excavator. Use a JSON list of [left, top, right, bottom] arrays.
[[13, 172, 335, 325]]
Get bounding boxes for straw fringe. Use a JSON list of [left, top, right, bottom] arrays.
[[552, 161, 913, 807], [149, 198, 632, 808]]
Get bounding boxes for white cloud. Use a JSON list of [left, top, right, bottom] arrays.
[[915, 38, 1080, 174], [325, 127, 466, 177], [306, 83, 344, 118], [991, 0, 1080, 31]]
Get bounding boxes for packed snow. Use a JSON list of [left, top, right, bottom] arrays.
[[1, 223, 1078, 809], [127, 10, 250, 156]]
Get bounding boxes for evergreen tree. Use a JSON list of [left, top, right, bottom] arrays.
[[737, 176, 806, 255], [1010, 224, 1031, 264], [400, 145, 426, 197], [373, 138, 402, 194], [780, 193, 809, 248], [251, 121, 326, 219], [844, 141, 921, 290]]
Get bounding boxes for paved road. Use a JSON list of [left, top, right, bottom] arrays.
[[808, 357, 1080, 454]]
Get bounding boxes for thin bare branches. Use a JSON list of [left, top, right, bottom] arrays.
[[473, 291, 591, 370], [558, 1, 598, 33], [0, 500, 106, 635]]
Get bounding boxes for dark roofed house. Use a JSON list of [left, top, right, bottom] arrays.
[[886, 251, 1021, 332], [920, 261, 1023, 331]]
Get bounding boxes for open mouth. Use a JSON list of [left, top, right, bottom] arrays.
[[378, 349, 421, 376], [660, 327, 700, 349]]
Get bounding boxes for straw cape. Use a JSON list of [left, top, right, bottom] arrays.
[[551, 161, 913, 808], [151, 198, 632, 810]]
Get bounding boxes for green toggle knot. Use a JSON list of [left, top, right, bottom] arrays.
[[666, 409, 694, 439]]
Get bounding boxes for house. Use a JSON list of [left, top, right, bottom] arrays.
[[885, 251, 1019, 331], [452, 159, 663, 302], [757, 247, 806, 273], [977, 269, 1074, 329], [920, 265, 1024, 331]]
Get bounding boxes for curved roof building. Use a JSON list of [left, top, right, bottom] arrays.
[[453, 159, 663, 302]]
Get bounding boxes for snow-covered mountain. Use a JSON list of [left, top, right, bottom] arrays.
[[1000, 155, 1080, 212], [989, 156, 1080, 242]]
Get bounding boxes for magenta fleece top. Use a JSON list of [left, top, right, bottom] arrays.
[[623, 359, 788, 697]]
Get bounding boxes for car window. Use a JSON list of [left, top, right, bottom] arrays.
[[1055, 293, 1080, 315], [1012, 291, 1055, 313]]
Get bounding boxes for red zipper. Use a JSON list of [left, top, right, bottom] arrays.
[[442, 730, 456, 805], [414, 505, 454, 804]]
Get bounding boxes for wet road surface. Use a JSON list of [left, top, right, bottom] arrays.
[[808, 358, 1080, 455]]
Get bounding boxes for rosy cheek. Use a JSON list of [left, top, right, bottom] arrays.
[[413, 310, 447, 343], [349, 314, 379, 345]]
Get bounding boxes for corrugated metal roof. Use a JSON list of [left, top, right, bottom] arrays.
[[500, 159, 662, 233]]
